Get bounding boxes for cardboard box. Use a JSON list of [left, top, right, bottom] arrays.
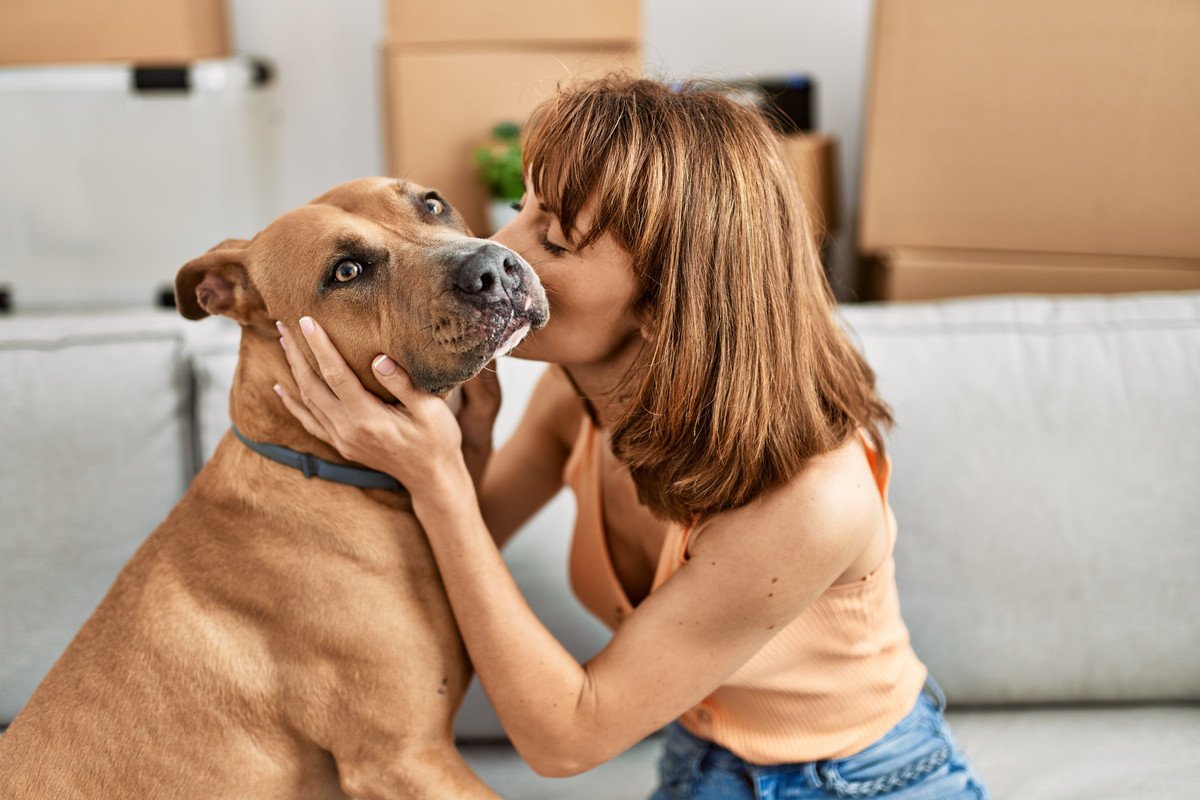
[[382, 43, 640, 235], [860, 0, 1200, 259], [862, 248, 1200, 302], [386, 0, 640, 45], [779, 132, 839, 238], [0, 0, 229, 66]]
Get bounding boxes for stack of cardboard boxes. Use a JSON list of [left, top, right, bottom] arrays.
[[1, 0, 229, 66], [781, 133, 839, 247], [858, 0, 1200, 301], [381, 1, 642, 235]]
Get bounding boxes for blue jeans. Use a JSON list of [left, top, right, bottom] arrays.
[[648, 674, 990, 799]]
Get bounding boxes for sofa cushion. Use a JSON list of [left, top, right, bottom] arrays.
[[456, 704, 1200, 800], [838, 290, 1200, 704], [182, 314, 241, 468], [946, 703, 1200, 800], [0, 308, 193, 723]]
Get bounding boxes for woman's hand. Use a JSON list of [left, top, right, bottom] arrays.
[[272, 316, 472, 497]]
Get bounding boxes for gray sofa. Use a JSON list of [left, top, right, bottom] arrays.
[[2, 290, 1198, 799]]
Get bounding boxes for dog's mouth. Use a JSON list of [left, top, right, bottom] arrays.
[[494, 316, 532, 358], [408, 296, 545, 395], [460, 274, 549, 358], [492, 289, 550, 355], [409, 256, 549, 394]]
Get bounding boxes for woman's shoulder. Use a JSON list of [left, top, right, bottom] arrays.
[[714, 426, 875, 515], [686, 427, 882, 568]]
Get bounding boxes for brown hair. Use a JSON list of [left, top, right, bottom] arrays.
[[523, 73, 894, 525]]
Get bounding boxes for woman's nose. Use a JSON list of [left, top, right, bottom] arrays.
[[488, 227, 540, 275], [488, 223, 518, 251]]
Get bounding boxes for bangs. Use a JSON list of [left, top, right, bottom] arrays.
[[521, 81, 640, 252]]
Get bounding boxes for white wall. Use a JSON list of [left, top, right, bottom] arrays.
[[226, 0, 874, 298], [227, 0, 387, 210]]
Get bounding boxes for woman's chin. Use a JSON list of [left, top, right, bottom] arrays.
[[500, 331, 544, 361]]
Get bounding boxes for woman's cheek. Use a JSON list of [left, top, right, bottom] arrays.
[[521, 313, 605, 365]]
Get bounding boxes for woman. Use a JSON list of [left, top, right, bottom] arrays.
[[273, 74, 990, 799]]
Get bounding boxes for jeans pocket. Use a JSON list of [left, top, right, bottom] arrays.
[[814, 709, 953, 798]]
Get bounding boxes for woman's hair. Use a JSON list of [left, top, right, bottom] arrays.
[[523, 73, 895, 525]]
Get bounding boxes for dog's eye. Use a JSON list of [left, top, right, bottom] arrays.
[[425, 197, 445, 216], [334, 260, 362, 282]]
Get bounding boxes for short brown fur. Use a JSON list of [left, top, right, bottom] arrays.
[[0, 177, 548, 799]]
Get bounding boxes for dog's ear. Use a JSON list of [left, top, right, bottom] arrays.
[[174, 239, 265, 324]]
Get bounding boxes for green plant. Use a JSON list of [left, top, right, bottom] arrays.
[[471, 121, 523, 201]]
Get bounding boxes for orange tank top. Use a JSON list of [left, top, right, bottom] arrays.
[[562, 411, 930, 764]]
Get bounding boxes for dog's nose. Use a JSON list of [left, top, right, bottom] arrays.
[[453, 245, 521, 303]]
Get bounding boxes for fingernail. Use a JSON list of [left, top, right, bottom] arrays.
[[272, 383, 282, 396], [373, 355, 396, 375], [275, 320, 284, 335], [299, 316, 314, 335]]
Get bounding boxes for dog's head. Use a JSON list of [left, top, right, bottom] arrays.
[[174, 177, 549, 394]]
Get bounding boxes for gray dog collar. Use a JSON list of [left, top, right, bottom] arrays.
[[230, 424, 405, 493]]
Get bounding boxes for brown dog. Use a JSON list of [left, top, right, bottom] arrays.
[[0, 177, 548, 799]]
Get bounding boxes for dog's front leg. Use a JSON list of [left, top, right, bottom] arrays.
[[333, 742, 503, 800]]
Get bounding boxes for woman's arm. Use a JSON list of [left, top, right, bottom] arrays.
[[476, 364, 580, 551], [272, 317, 875, 776], [413, 456, 873, 777]]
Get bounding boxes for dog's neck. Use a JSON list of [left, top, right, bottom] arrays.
[[225, 329, 410, 498]]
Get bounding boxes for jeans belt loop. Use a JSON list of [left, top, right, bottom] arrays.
[[923, 673, 947, 713]]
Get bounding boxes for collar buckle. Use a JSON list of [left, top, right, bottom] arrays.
[[299, 453, 318, 479]]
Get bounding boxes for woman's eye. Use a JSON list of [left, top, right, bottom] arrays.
[[334, 260, 362, 282], [425, 197, 445, 216], [509, 200, 522, 212], [539, 233, 567, 257]]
